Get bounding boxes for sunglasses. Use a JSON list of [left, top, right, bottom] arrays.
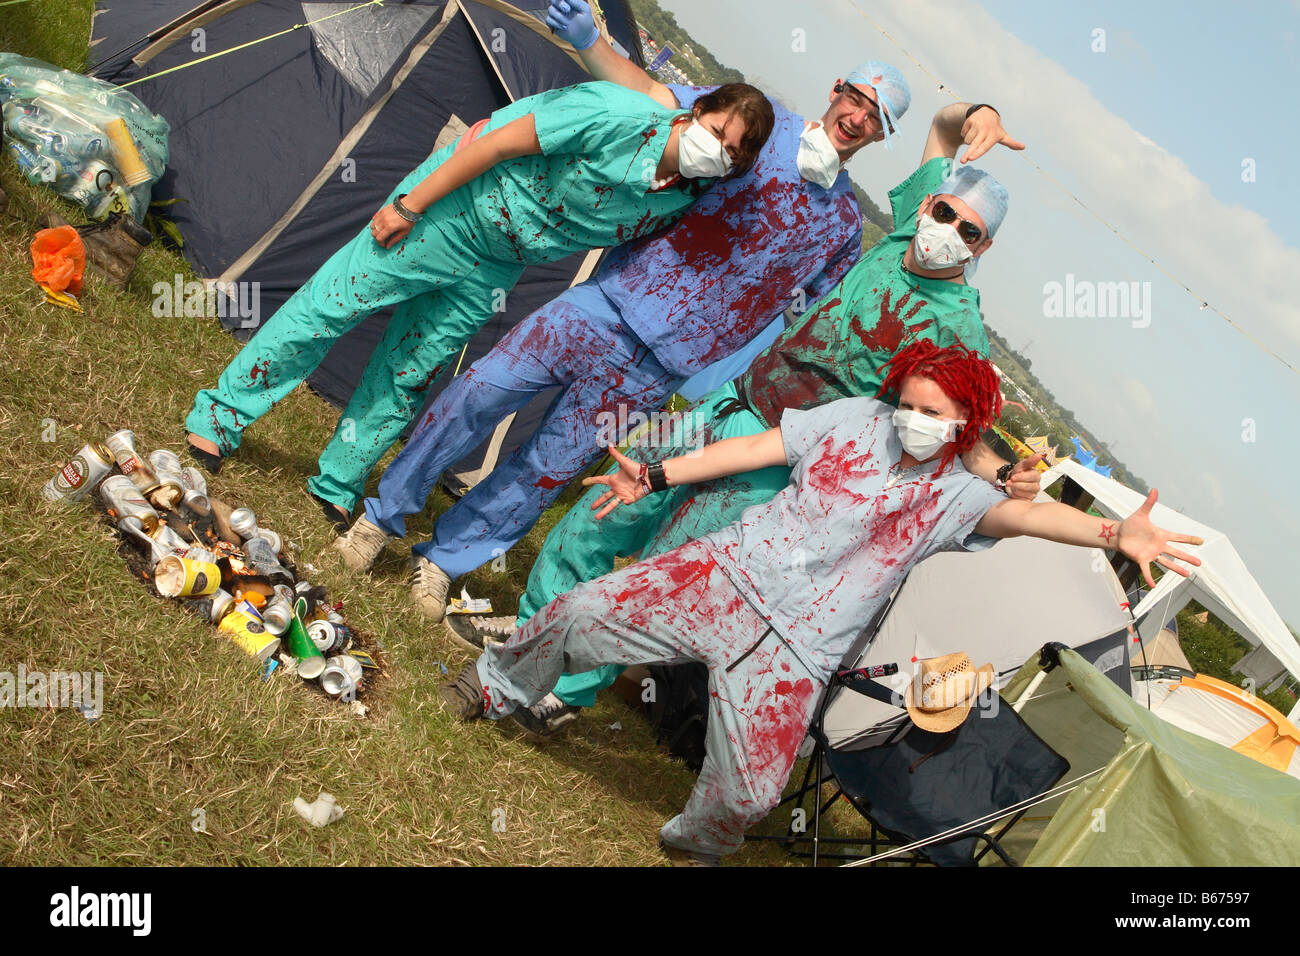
[[931, 199, 983, 245], [837, 83, 895, 135]]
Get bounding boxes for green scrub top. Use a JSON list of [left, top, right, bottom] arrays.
[[741, 157, 990, 428], [431, 80, 707, 266]]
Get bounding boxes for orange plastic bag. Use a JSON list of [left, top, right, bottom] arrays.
[[31, 226, 86, 295]]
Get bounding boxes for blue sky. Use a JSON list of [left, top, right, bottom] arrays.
[[657, 0, 1300, 633], [978, 0, 1300, 246]]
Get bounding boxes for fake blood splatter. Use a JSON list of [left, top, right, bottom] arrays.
[[799, 439, 890, 521], [619, 127, 660, 183], [748, 675, 817, 781], [853, 288, 931, 352], [597, 168, 860, 370]]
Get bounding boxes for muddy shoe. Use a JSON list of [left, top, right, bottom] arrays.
[[185, 436, 224, 475], [410, 555, 451, 622], [75, 213, 153, 289], [439, 661, 486, 721], [329, 515, 391, 573]]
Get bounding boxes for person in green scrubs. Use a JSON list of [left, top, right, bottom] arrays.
[[183, 80, 772, 522]]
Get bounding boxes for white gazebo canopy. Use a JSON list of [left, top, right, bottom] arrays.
[[1040, 458, 1300, 719]]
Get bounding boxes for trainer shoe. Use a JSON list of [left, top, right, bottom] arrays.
[[509, 692, 581, 741], [329, 515, 391, 573], [443, 615, 518, 654], [410, 555, 452, 622], [439, 661, 486, 721]]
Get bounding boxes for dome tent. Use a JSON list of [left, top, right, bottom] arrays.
[[88, 0, 646, 490]]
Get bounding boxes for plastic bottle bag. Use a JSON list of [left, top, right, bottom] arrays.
[[0, 53, 169, 222]]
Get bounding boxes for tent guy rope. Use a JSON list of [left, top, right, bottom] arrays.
[[119, 0, 385, 90]]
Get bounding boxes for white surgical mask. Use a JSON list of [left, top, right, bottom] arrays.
[[913, 212, 975, 270], [892, 408, 966, 460], [677, 119, 732, 179], [796, 122, 841, 189]]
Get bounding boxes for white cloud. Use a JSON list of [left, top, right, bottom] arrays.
[[865, 0, 1300, 359]]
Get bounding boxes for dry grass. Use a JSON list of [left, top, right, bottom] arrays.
[[0, 1, 837, 867]]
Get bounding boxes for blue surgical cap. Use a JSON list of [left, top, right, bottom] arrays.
[[936, 161, 1009, 237], [845, 61, 911, 150]]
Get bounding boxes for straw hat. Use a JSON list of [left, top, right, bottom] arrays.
[[904, 652, 996, 733]]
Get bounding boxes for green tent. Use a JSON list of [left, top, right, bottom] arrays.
[[999, 647, 1300, 866]]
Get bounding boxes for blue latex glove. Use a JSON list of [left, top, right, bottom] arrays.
[[545, 0, 600, 51]]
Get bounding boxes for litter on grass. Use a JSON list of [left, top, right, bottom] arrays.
[[45, 427, 382, 704]]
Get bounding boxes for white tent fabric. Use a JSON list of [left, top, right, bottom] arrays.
[[1131, 675, 1300, 780], [1039, 458, 1300, 719], [1129, 627, 1192, 671], [822, 532, 1132, 750]]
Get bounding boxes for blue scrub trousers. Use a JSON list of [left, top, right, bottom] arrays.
[[363, 280, 679, 579]]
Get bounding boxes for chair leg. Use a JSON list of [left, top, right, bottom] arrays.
[[975, 833, 1018, 867]]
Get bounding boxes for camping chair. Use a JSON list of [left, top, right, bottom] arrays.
[[751, 668, 1070, 866], [750, 584, 1071, 867]]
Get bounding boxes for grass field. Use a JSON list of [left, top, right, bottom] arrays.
[[0, 1, 880, 866]]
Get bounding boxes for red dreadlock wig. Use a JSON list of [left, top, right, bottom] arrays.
[[876, 339, 1002, 475]]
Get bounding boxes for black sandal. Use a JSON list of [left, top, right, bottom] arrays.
[[310, 492, 351, 534], [186, 439, 224, 475]]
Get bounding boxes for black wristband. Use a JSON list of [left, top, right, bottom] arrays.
[[965, 103, 998, 120], [646, 461, 668, 493], [392, 193, 422, 223]]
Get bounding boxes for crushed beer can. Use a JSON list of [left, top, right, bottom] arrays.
[[219, 598, 280, 661], [154, 555, 221, 598], [183, 587, 234, 624], [100, 474, 160, 533], [145, 449, 186, 510], [261, 598, 294, 636], [320, 655, 364, 698], [43, 441, 115, 504], [307, 620, 351, 655], [151, 523, 192, 558], [104, 430, 161, 496], [228, 507, 258, 540]]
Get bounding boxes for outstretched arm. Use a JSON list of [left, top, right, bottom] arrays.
[[584, 428, 787, 519], [370, 115, 541, 247], [547, 0, 678, 108], [921, 102, 1026, 165], [975, 488, 1203, 587]]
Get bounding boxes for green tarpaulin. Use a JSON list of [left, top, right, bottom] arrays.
[[1005, 649, 1300, 866]]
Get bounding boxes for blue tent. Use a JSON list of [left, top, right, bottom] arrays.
[[1069, 436, 1112, 478], [89, 0, 645, 490]]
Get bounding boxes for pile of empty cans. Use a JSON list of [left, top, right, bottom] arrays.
[[44, 430, 377, 703]]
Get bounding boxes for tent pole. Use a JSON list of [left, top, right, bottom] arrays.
[[1011, 670, 1048, 713]]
